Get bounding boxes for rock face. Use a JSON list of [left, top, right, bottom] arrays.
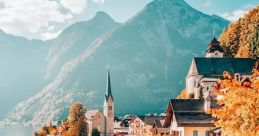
[[3, 0, 229, 125]]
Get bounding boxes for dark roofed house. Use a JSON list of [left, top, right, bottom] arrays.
[[164, 99, 214, 136]]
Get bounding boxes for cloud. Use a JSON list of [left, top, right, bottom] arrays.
[[92, 0, 106, 4], [0, 0, 76, 39], [60, 0, 87, 14], [220, 5, 256, 22], [0, 0, 90, 40]]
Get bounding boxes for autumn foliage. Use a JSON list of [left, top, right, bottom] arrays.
[[177, 89, 187, 99], [210, 70, 259, 136], [219, 6, 259, 58], [35, 102, 88, 136]]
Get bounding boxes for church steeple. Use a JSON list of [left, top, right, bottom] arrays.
[[105, 68, 113, 101], [103, 67, 114, 136], [205, 36, 224, 58]]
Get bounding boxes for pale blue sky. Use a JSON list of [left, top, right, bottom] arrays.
[[0, 0, 258, 40]]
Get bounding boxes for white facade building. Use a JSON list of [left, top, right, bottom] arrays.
[[186, 37, 256, 103], [86, 68, 115, 136]]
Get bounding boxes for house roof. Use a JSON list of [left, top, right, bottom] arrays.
[[154, 119, 165, 128], [194, 58, 256, 76], [170, 99, 205, 112], [136, 116, 164, 125], [174, 112, 214, 127], [85, 110, 99, 119]]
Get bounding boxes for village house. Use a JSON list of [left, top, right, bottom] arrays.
[[114, 115, 134, 135], [163, 99, 215, 136], [151, 119, 169, 136], [129, 116, 164, 136]]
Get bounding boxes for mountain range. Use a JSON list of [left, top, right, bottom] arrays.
[[1, 0, 229, 125]]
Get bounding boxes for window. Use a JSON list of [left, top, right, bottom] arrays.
[[193, 130, 198, 136], [205, 130, 209, 136]]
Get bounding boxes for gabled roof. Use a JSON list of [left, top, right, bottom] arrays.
[[85, 110, 100, 119], [174, 112, 214, 127], [205, 37, 224, 53], [194, 58, 256, 76], [154, 119, 165, 128], [135, 116, 164, 125], [170, 99, 205, 112]]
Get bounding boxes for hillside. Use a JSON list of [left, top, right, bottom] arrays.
[[0, 30, 47, 118], [219, 6, 259, 58], [2, 0, 229, 125]]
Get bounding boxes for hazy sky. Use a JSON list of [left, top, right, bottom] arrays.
[[0, 0, 258, 40]]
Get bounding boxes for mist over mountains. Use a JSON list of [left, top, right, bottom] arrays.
[[1, 0, 229, 125]]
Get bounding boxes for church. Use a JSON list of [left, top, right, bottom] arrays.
[[186, 37, 257, 102], [85, 68, 114, 136], [162, 37, 258, 136]]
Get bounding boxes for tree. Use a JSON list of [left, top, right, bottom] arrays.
[[92, 128, 100, 136], [219, 6, 259, 58], [177, 89, 187, 99], [67, 102, 88, 136], [210, 70, 259, 136], [250, 27, 259, 58]]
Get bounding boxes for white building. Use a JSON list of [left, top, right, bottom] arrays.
[[85, 110, 105, 136], [186, 37, 257, 102], [164, 99, 214, 136], [129, 116, 164, 136], [86, 68, 114, 136]]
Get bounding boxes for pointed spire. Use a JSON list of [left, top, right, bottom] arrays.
[[105, 67, 113, 101]]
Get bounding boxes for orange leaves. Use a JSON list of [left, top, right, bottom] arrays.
[[219, 6, 259, 58], [211, 71, 259, 136], [177, 89, 187, 99]]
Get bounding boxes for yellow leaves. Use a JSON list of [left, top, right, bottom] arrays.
[[219, 6, 259, 58], [177, 88, 187, 99], [211, 71, 259, 136]]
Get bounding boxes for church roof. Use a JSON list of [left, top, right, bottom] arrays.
[[194, 58, 256, 76], [105, 68, 113, 101], [85, 110, 100, 119], [205, 37, 224, 53]]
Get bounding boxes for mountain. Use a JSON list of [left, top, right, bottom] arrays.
[[219, 6, 259, 58], [2, 0, 229, 125], [0, 30, 47, 118], [44, 11, 120, 80], [0, 12, 119, 119]]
